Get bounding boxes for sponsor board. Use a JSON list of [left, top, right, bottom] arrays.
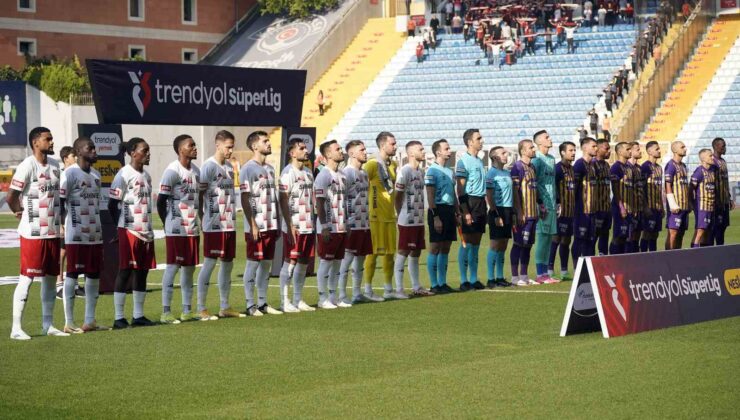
[[0, 81, 27, 146]]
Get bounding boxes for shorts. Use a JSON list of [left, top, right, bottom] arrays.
[[612, 214, 633, 239], [398, 225, 426, 251], [317, 232, 347, 260], [203, 231, 236, 261], [641, 210, 663, 233], [488, 207, 513, 240], [714, 207, 730, 229], [370, 221, 397, 255], [165, 236, 200, 266], [513, 218, 537, 246], [282, 232, 316, 260], [557, 216, 573, 237], [632, 214, 643, 235], [594, 211, 612, 233], [345, 230, 373, 256], [695, 210, 713, 230], [65, 243, 103, 275], [666, 210, 689, 231], [428, 205, 457, 243], [574, 213, 596, 240], [535, 207, 557, 235], [245, 230, 279, 261], [461, 196, 487, 234], [20, 237, 61, 277], [118, 228, 156, 270]]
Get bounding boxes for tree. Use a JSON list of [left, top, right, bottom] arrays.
[[38, 56, 90, 102], [258, 0, 339, 19], [0, 66, 22, 81]]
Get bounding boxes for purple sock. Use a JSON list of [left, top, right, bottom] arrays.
[[510, 245, 521, 277], [571, 239, 581, 262], [598, 235, 609, 255], [581, 239, 595, 257], [691, 242, 701, 248], [520, 246, 531, 278], [610, 241, 624, 255], [624, 241, 635, 253], [640, 239, 649, 252], [649, 239, 657, 251], [559, 242, 570, 272], [548, 242, 559, 270]]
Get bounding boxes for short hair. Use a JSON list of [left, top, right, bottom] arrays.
[[559, 141, 576, 156], [375, 131, 395, 148], [580, 137, 596, 147], [127, 137, 147, 156], [345, 140, 364, 153], [72, 137, 93, 154], [173, 134, 193, 154], [246, 130, 268, 150], [629, 141, 640, 149], [28, 126, 50, 148], [489, 146, 503, 163], [60, 146, 75, 161], [518, 139, 533, 154], [405, 140, 422, 151], [285, 137, 304, 160], [645, 141, 659, 151], [215, 130, 235, 142], [596, 138, 609, 147], [698, 148, 712, 158], [432, 139, 448, 157], [320, 140, 338, 157], [533, 130, 548, 143], [463, 128, 479, 146], [615, 141, 629, 154], [711, 137, 725, 148]]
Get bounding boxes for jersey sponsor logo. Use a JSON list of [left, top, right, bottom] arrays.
[[160, 184, 172, 192], [11, 179, 25, 189]]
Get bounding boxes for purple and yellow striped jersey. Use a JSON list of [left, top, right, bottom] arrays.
[[712, 156, 730, 208], [691, 166, 716, 212], [664, 160, 690, 211], [556, 162, 575, 218], [593, 159, 611, 212], [630, 162, 645, 214], [573, 158, 598, 215], [610, 161, 636, 214], [640, 160, 664, 211], [511, 160, 539, 220]]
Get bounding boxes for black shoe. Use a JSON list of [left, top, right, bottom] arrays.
[[56, 287, 63, 300], [459, 282, 472, 292], [496, 278, 512, 288], [430, 286, 441, 294], [113, 318, 130, 330], [441, 284, 456, 293], [131, 316, 155, 327], [471, 281, 486, 290], [486, 279, 497, 289], [75, 285, 86, 298]]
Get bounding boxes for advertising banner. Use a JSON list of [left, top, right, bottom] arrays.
[[561, 245, 740, 338], [86, 59, 306, 127], [0, 81, 27, 146]]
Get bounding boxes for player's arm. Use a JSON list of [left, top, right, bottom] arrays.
[[455, 160, 472, 225], [664, 167, 679, 213], [511, 168, 524, 226], [6, 189, 22, 218], [157, 170, 175, 225], [279, 190, 294, 245], [394, 186, 405, 215], [7, 163, 29, 219], [156, 194, 168, 226], [197, 171, 208, 222], [485, 183, 502, 227], [316, 196, 330, 242], [689, 170, 700, 211]]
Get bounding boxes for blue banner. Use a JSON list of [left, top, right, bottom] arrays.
[[0, 81, 27, 146]]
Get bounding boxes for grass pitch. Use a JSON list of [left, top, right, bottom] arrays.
[[0, 213, 738, 418]]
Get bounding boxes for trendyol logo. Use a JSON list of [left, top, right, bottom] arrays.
[[128, 71, 152, 117], [604, 274, 628, 322]]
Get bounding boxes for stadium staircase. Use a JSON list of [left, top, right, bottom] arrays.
[[333, 23, 637, 153]]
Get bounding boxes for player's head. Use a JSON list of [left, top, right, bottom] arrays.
[[580, 137, 597, 157], [345, 140, 367, 164], [247, 130, 271, 156], [215, 130, 235, 160], [127, 137, 150, 166], [286, 137, 309, 163], [173, 134, 197, 160], [670, 140, 686, 158], [645, 141, 661, 159], [405, 140, 425, 162], [518, 139, 535, 159], [28, 126, 53, 155], [629, 141, 642, 160], [533, 130, 551, 148], [463, 129, 482, 152], [698, 148, 714, 165], [73, 136, 97, 165], [376, 131, 397, 157], [615, 142, 631, 160], [596, 139, 611, 159], [490, 146, 509, 166], [60, 146, 77, 168], [432, 139, 451, 161], [711, 137, 725, 155], [559, 141, 576, 163], [320, 140, 344, 163]]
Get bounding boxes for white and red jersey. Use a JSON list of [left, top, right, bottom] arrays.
[[110, 164, 154, 242], [314, 166, 347, 233], [200, 157, 236, 233], [395, 164, 425, 227], [159, 160, 201, 237], [239, 160, 279, 233], [10, 156, 61, 239], [342, 166, 370, 230], [60, 164, 102, 244], [279, 164, 315, 234]]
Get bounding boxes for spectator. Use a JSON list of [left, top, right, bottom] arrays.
[[544, 28, 554, 54], [624, 3, 634, 24], [430, 14, 440, 34], [564, 22, 579, 54], [584, 6, 593, 25], [407, 18, 416, 37], [317, 90, 325, 116], [597, 5, 607, 27], [589, 108, 599, 135], [501, 20, 512, 40], [682, 1, 691, 21], [653, 40, 662, 62], [489, 41, 502, 69], [416, 42, 424, 63], [602, 113, 612, 142], [445, 4, 453, 33], [463, 23, 470, 43], [452, 14, 463, 34]]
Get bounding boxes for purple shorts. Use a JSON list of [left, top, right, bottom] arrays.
[[594, 211, 612, 232], [714, 207, 730, 229], [574, 213, 595, 240], [695, 210, 714, 230], [612, 213, 633, 239], [557, 216, 573, 237], [641, 210, 663, 233], [666, 210, 689, 231], [513, 218, 537, 246]]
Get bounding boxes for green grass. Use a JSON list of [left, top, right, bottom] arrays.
[[0, 213, 738, 418]]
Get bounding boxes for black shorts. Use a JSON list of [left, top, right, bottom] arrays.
[[428, 205, 457, 243], [461, 196, 487, 234], [488, 207, 513, 239]]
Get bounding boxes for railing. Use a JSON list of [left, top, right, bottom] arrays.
[[69, 92, 95, 106], [612, 3, 708, 141]]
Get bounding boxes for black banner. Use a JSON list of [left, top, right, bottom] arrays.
[[86, 59, 306, 127], [0, 81, 27, 146]]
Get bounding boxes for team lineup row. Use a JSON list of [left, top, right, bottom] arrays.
[[5, 127, 733, 340]]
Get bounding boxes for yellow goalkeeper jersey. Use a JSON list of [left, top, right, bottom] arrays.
[[365, 157, 397, 223]]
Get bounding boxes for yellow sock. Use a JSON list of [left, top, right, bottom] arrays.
[[382, 254, 394, 290], [363, 254, 377, 294]]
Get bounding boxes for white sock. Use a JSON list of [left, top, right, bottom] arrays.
[[218, 260, 233, 310], [292, 263, 307, 305], [256, 260, 271, 307], [114, 292, 126, 320], [63, 276, 76, 325], [41, 276, 56, 330], [180, 266, 195, 314], [12, 275, 33, 333], [243, 260, 259, 308], [317, 259, 331, 303], [352, 255, 365, 298], [365, 283, 373, 295], [329, 259, 341, 302], [548, 269, 555, 276], [408, 256, 420, 290], [561, 270, 568, 277], [133, 290, 146, 319], [338, 253, 354, 300], [84, 277, 99, 325], [161, 264, 179, 313], [394, 254, 407, 292], [279, 262, 293, 305], [197, 257, 217, 312]]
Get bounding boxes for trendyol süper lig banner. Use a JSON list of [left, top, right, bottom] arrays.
[[561, 245, 740, 338], [86, 59, 306, 127]]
